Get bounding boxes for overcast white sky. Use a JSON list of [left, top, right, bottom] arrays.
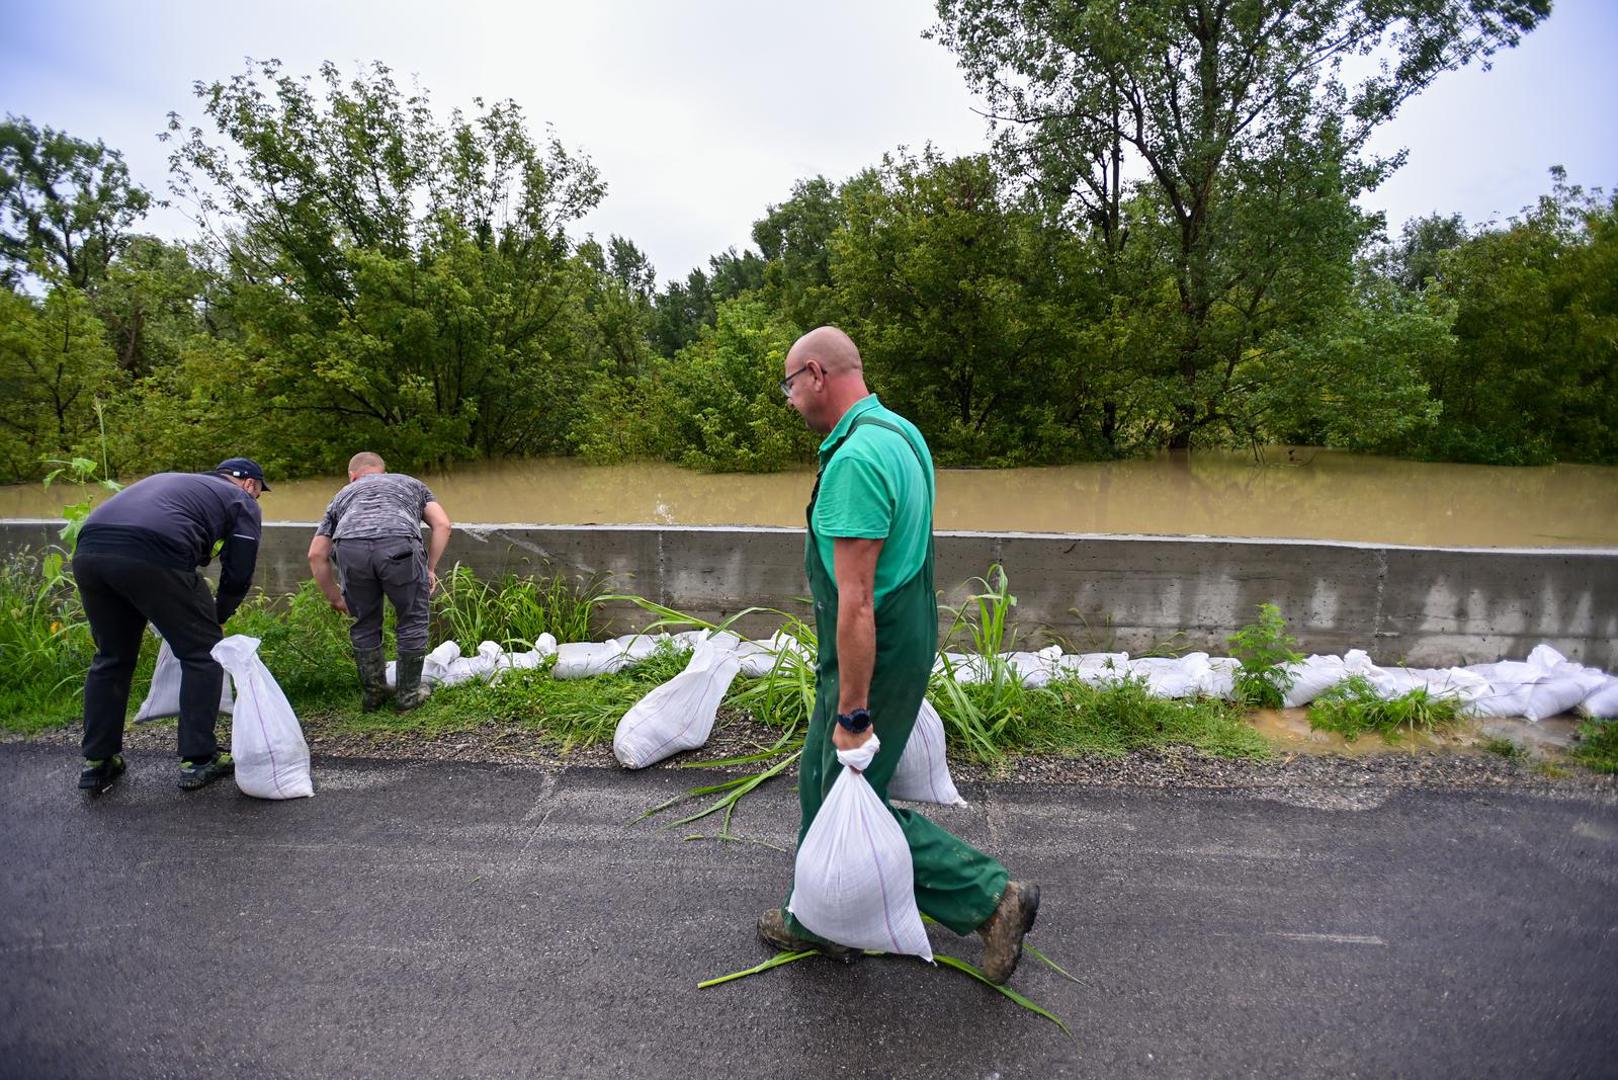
[[2, 0, 1614, 284]]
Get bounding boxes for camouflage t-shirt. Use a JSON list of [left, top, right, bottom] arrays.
[[316, 473, 436, 541]]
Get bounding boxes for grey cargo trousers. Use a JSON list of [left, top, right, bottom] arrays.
[[334, 536, 431, 652]]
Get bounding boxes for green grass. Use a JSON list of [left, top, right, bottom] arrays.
[[0, 551, 100, 734], [1481, 736, 1524, 760], [1571, 721, 1618, 774], [1307, 675, 1466, 743], [998, 675, 1269, 759]]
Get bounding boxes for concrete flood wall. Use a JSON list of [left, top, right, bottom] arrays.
[[4, 520, 1615, 669]]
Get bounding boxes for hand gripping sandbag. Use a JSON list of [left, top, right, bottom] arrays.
[[612, 635, 742, 769], [212, 635, 313, 800], [888, 698, 967, 807], [134, 639, 234, 723], [788, 735, 932, 960]]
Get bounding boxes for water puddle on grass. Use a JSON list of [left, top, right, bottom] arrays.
[[1246, 708, 1445, 757]]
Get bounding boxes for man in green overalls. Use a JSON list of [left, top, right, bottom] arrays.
[[758, 326, 1040, 984]]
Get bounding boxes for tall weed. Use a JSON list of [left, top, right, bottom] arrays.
[[431, 564, 607, 649], [1227, 603, 1301, 707], [934, 565, 1028, 760]]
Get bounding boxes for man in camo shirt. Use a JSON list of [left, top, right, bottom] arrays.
[[307, 452, 452, 711]]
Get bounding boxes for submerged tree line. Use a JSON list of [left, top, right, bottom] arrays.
[[1, 1, 1612, 485]]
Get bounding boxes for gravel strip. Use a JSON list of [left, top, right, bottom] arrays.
[[13, 711, 1615, 800]]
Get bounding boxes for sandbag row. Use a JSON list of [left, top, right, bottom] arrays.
[[402, 631, 1618, 722]]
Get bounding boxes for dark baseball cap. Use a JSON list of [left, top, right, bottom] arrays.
[[215, 457, 271, 490]]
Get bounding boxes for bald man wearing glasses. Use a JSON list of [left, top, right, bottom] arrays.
[[760, 327, 1040, 984]]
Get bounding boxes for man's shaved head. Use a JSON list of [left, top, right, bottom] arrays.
[[786, 325, 862, 375], [782, 325, 870, 434], [348, 451, 385, 474]]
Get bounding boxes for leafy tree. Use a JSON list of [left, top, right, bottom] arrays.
[[1405, 170, 1618, 463], [0, 116, 152, 289], [932, 0, 1550, 446], [163, 59, 605, 470], [650, 268, 715, 358], [576, 235, 657, 376], [1376, 212, 1468, 292], [582, 299, 810, 471], [649, 246, 765, 358], [830, 150, 1089, 463], [92, 235, 213, 375], [1229, 274, 1448, 452], [753, 176, 845, 330], [0, 286, 122, 479]]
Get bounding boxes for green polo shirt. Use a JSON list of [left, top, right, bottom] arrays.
[[811, 395, 934, 603]]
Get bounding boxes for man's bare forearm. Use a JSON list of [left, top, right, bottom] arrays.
[[837, 594, 876, 715]]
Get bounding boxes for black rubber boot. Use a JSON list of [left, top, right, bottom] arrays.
[[394, 650, 430, 711], [354, 646, 389, 712]]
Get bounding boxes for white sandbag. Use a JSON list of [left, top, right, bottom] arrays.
[[212, 635, 313, 800], [386, 640, 466, 691], [551, 641, 623, 680], [788, 734, 932, 960], [1466, 656, 1588, 721], [1522, 647, 1608, 721], [889, 698, 967, 807], [1280, 650, 1373, 708], [1579, 677, 1618, 719], [1367, 665, 1491, 705], [1006, 645, 1064, 688], [733, 637, 774, 677], [606, 632, 675, 669], [1117, 653, 1211, 699], [1526, 643, 1569, 673], [1525, 676, 1601, 722], [1054, 652, 1129, 685], [441, 642, 501, 686], [1198, 657, 1241, 701], [426, 640, 463, 681], [134, 639, 234, 722], [492, 634, 558, 677], [1466, 660, 1539, 690], [1466, 686, 1533, 720], [612, 636, 744, 769]]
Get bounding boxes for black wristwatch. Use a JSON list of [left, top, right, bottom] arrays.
[[836, 708, 872, 734]]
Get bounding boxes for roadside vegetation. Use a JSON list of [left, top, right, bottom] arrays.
[[15, 550, 1588, 772], [1572, 722, 1618, 774], [1306, 676, 1468, 743]]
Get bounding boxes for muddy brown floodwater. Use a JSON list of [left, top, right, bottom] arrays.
[[3, 449, 1615, 548]]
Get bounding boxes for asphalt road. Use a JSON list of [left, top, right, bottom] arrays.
[[2, 744, 1616, 1079]]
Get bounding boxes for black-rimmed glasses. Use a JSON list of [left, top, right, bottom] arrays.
[[779, 363, 814, 397]]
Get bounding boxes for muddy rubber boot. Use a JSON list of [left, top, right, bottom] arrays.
[[394, 649, 431, 711], [354, 646, 389, 712], [756, 908, 858, 964], [978, 881, 1040, 985]]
